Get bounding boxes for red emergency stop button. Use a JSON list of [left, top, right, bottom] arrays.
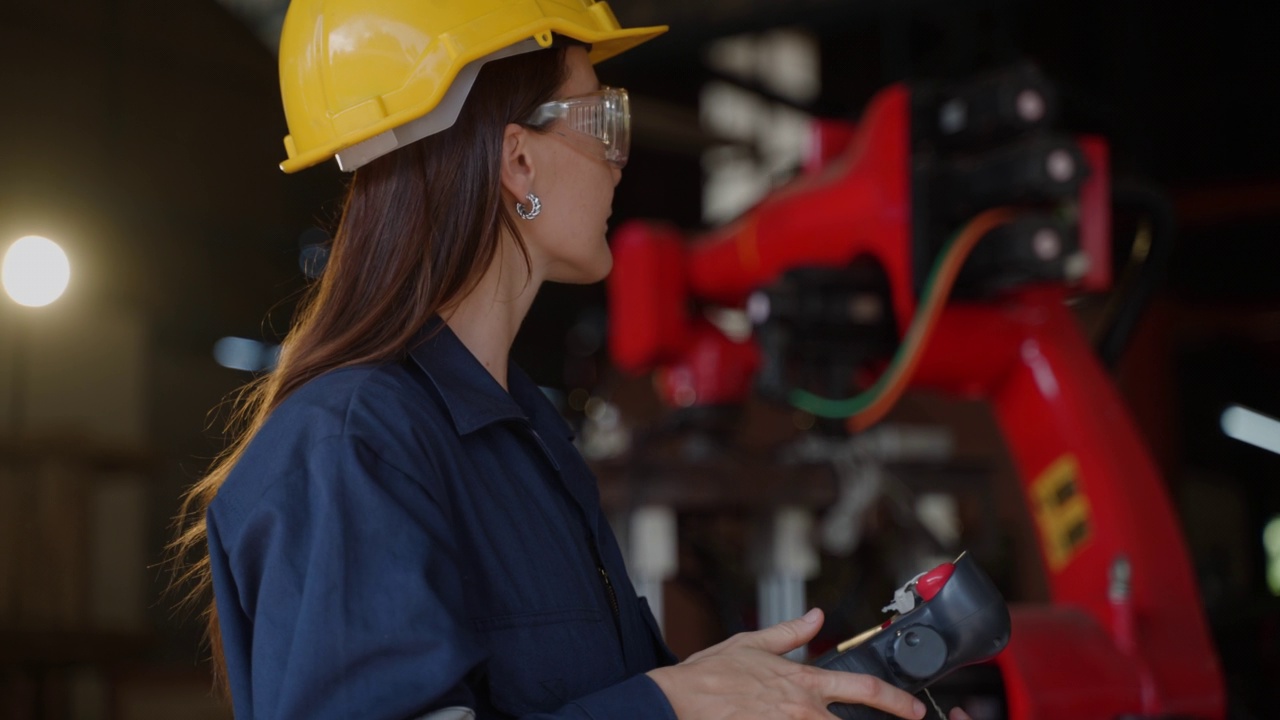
[[916, 562, 955, 601]]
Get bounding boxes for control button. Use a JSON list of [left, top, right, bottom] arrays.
[[891, 625, 947, 679]]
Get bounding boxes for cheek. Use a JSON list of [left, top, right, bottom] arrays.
[[590, 167, 616, 216], [536, 157, 616, 264], [564, 172, 613, 231]]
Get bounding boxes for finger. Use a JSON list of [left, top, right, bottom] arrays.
[[735, 608, 825, 656], [948, 709, 972, 720], [814, 670, 925, 720]]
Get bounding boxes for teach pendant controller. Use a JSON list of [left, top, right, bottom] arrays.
[[812, 553, 1012, 720]]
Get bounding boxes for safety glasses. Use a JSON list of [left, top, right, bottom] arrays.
[[525, 87, 631, 169]]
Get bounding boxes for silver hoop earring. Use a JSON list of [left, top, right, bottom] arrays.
[[516, 193, 542, 221]]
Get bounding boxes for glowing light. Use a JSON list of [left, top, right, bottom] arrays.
[[213, 337, 279, 372], [1265, 516, 1280, 597], [2, 236, 70, 307], [1220, 404, 1280, 456]]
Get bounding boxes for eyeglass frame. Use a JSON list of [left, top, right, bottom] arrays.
[[523, 86, 631, 169]]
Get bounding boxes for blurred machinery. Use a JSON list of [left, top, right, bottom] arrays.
[[607, 64, 1227, 719]]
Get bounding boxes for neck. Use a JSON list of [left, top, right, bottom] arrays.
[[443, 230, 543, 391]]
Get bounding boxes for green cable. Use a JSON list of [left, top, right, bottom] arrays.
[[786, 231, 961, 420]]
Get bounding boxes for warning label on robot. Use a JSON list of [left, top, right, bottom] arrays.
[[1030, 455, 1092, 571]]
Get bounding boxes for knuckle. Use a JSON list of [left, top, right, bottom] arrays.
[[845, 672, 876, 698], [777, 701, 804, 719], [793, 667, 823, 693], [871, 677, 895, 702], [779, 702, 821, 720]]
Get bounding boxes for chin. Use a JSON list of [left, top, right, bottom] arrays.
[[587, 250, 614, 283]]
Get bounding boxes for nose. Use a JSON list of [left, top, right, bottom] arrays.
[[611, 165, 623, 187]]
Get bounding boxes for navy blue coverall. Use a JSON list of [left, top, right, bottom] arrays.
[[208, 322, 679, 719]]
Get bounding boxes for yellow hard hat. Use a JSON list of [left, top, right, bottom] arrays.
[[278, 0, 668, 173]]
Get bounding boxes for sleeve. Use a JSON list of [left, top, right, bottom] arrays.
[[226, 435, 482, 718], [221, 435, 678, 720], [532, 674, 678, 720]]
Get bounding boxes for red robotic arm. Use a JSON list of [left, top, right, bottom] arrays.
[[608, 64, 1225, 718]]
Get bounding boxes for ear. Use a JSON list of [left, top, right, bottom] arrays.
[[499, 123, 537, 202]]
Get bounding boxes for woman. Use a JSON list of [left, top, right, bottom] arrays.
[[174, 1, 970, 718]]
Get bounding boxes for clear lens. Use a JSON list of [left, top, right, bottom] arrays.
[[527, 87, 630, 169]]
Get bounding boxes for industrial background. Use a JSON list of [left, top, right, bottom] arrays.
[[1, 0, 1278, 718]]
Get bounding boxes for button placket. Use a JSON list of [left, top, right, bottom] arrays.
[[521, 421, 624, 644]]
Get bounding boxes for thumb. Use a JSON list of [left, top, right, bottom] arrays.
[[742, 608, 824, 656]]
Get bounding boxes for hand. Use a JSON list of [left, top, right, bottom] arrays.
[[948, 709, 971, 720], [646, 608, 927, 720]]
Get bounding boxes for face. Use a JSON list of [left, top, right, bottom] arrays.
[[509, 47, 623, 285]]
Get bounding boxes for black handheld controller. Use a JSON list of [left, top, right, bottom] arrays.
[[811, 553, 1011, 720]]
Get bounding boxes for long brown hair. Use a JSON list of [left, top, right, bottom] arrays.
[[169, 44, 574, 691]]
